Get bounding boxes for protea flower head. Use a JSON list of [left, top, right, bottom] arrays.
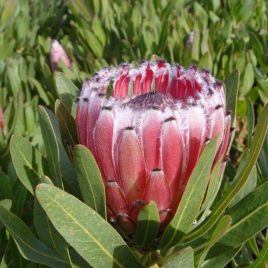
[[76, 61, 231, 234], [50, 39, 72, 71]]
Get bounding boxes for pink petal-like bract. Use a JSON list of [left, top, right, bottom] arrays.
[[76, 61, 231, 233], [50, 39, 72, 71]]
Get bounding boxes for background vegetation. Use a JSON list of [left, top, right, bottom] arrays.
[[0, 0, 267, 267]]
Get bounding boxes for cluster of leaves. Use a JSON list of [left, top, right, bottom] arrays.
[[0, 0, 268, 267]]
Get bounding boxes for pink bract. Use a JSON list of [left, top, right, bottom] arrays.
[[76, 61, 231, 233], [50, 39, 72, 71]]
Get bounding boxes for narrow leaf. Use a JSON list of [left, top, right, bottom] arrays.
[[241, 63, 254, 96], [55, 100, 78, 147], [157, 20, 168, 53], [34, 201, 69, 259], [258, 134, 268, 179], [73, 145, 106, 218], [29, 77, 50, 106], [43, 107, 80, 196], [200, 161, 222, 213], [55, 72, 78, 115], [39, 107, 79, 195], [191, 24, 200, 61], [11, 180, 27, 218], [196, 215, 232, 267], [160, 138, 217, 249], [202, 246, 241, 268], [247, 99, 255, 147], [229, 152, 257, 208], [36, 184, 143, 268], [39, 106, 62, 188], [0, 206, 68, 267], [135, 201, 160, 247], [225, 69, 239, 126], [10, 135, 45, 195], [0, 199, 12, 211]]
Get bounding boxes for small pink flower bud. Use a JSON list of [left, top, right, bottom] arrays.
[[187, 31, 195, 47], [50, 39, 72, 71], [76, 61, 231, 233]]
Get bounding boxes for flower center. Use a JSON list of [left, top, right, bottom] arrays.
[[125, 92, 175, 110]]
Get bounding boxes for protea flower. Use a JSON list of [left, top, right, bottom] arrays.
[[50, 39, 72, 71], [76, 61, 231, 234]]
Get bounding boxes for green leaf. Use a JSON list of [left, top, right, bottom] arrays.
[[0, 199, 12, 211], [11, 180, 28, 218], [241, 63, 255, 96], [73, 145, 106, 218], [55, 100, 78, 147], [201, 28, 209, 55], [68, 248, 92, 268], [54, 72, 78, 116], [0, 199, 12, 232], [199, 51, 213, 72], [8, 238, 28, 268], [200, 161, 222, 214], [161, 0, 178, 20], [84, 30, 103, 59], [36, 184, 143, 268], [39, 106, 79, 196], [0, 206, 69, 267], [160, 138, 217, 249], [259, 134, 268, 179], [0, 243, 9, 268], [34, 201, 68, 259], [38, 106, 62, 188], [229, 152, 257, 208], [247, 99, 255, 147], [208, 180, 268, 256], [183, 103, 268, 243], [225, 69, 239, 127], [249, 238, 268, 268], [40, 174, 54, 185], [135, 201, 160, 247], [202, 246, 241, 268], [191, 24, 200, 61], [28, 78, 50, 106], [247, 237, 260, 257], [196, 215, 232, 267], [10, 135, 45, 195], [0, 172, 12, 200], [92, 19, 105, 45], [0, 0, 17, 26], [257, 79, 268, 103], [67, 0, 92, 19], [157, 20, 169, 54], [162, 247, 194, 268]]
